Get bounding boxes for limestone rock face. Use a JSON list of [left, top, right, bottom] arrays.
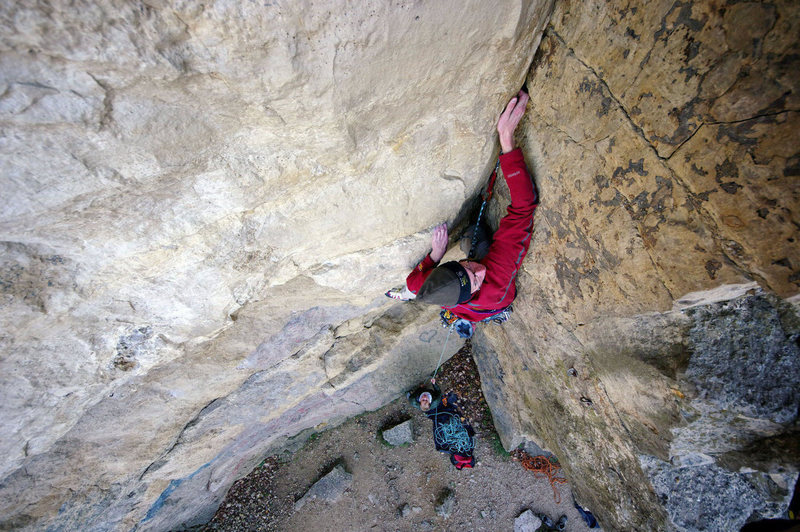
[[475, 0, 800, 530], [2, 0, 798, 530], [0, 1, 554, 530]]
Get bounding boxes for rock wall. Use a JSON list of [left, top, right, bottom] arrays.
[[475, 0, 799, 530], [0, 1, 554, 530], [2, 0, 798, 530]]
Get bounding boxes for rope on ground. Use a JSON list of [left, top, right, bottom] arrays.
[[511, 450, 568, 504], [432, 412, 474, 454]]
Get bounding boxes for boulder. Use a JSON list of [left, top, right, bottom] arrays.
[[382, 419, 414, 447], [514, 510, 543, 532], [294, 464, 352, 510]]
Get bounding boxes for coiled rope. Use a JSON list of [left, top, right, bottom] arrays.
[[431, 411, 474, 454], [511, 450, 568, 504]]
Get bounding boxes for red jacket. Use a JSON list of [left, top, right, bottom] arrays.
[[406, 148, 538, 322]]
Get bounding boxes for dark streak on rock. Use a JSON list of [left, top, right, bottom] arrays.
[[719, 182, 742, 194], [651, 98, 703, 151], [783, 155, 800, 177], [771, 258, 791, 269], [678, 65, 698, 83], [714, 158, 742, 194], [705, 259, 722, 279], [684, 37, 700, 62], [613, 159, 648, 185], [577, 77, 613, 117]]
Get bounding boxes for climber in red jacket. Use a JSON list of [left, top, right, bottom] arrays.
[[387, 91, 538, 335]]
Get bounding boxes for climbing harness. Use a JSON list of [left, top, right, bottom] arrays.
[[438, 311, 473, 339], [468, 157, 501, 260], [439, 308, 461, 328], [485, 305, 513, 324], [438, 305, 513, 339], [511, 450, 568, 504]]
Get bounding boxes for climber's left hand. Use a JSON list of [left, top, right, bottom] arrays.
[[430, 223, 448, 263]]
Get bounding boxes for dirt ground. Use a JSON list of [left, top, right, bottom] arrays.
[[203, 342, 596, 532]]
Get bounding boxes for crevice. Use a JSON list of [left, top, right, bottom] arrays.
[[16, 81, 58, 91], [87, 73, 113, 131], [543, 28, 757, 295], [441, 173, 467, 188], [707, 108, 799, 126], [665, 123, 704, 160], [548, 28, 667, 162], [340, 398, 364, 408], [138, 397, 222, 481]]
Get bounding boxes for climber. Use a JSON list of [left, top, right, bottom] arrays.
[[408, 379, 475, 469], [407, 377, 441, 412], [386, 90, 538, 337]]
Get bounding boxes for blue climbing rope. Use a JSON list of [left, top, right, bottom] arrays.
[[432, 324, 454, 379], [430, 411, 474, 454]]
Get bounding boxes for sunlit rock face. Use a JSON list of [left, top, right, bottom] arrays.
[[475, 0, 799, 530], [0, 1, 554, 529]]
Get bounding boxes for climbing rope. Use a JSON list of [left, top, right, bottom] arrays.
[[511, 450, 568, 504], [468, 157, 500, 260], [431, 411, 475, 454], [431, 323, 454, 379]]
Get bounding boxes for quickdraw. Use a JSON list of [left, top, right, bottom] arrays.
[[440, 308, 460, 328], [468, 157, 501, 260]]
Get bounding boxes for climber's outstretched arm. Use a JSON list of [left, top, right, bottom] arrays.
[[386, 223, 448, 300]]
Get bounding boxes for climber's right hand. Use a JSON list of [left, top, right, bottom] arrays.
[[430, 223, 448, 263], [497, 90, 529, 153]]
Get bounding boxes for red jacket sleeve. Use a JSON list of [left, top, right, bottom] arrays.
[[478, 148, 538, 306], [406, 254, 438, 294]]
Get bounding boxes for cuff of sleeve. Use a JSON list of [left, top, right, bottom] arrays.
[[499, 147, 523, 164]]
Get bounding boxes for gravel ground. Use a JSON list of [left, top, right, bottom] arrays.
[[203, 342, 596, 531]]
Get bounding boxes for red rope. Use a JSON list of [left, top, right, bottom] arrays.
[[511, 450, 568, 504]]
